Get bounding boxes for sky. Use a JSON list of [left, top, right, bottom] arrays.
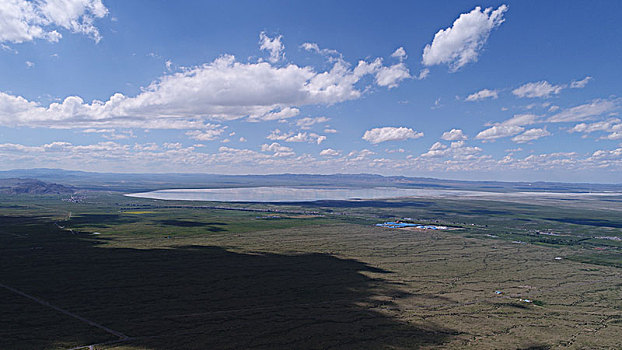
[[0, 0, 621, 183]]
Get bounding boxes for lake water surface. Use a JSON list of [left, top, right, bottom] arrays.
[[125, 186, 622, 203], [126, 187, 471, 202]]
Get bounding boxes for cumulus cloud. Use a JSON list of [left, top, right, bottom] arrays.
[[465, 88, 497, 101], [420, 142, 447, 158], [570, 76, 592, 89], [261, 142, 294, 157], [547, 99, 619, 123], [346, 149, 375, 161], [590, 147, 622, 160], [420, 140, 482, 159], [441, 128, 467, 140], [391, 47, 407, 61], [500, 113, 540, 126], [362, 127, 423, 144], [0, 0, 108, 44], [267, 129, 326, 144], [512, 81, 565, 98], [569, 118, 622, 140], [266, 129, 289, 141], [511, 128, 551, 143], [476, 125, 524, 141], [0, 46, 411, 128], [248, 107, 299, 122], [319, 148, 340, 156], [415, 69, 429, 80], [1, 138, 620, 175], [185, 124, 227, 141], [300, 42, 341, 58], [81, 128, 135, 140], [475, 114, 540, 141], [0, 141, 129, 154], [422, 5, 508, 71], [259, 31, 284, 63], [375, 62, 411, 88], [296, 116, 330, 129], [569, 118, 622, 134]]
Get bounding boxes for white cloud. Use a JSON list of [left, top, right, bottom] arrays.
[[511, 128, 551, 143], [465, 88, 497, 101], [185, 124, 227, 141], [248, 107, 299, 122], [420, 142, 447, 158], [301, 42, 319, 52], [286, 132, 325, 144], [296, 116, 330, 129], [569, 118, 622, 134], [501, 113, 540, 126], [1, 43, 18, 53], [475, 113, 540, 141], [347, 149, 375, 161], [25, 60, 34, 68], [589, 147, 622, 160], [81, 128, 134, 140], [512, 81, 565, 98], [319, 148, 340, 156], [0, 0, 108, 44], [259, 31, 284, 63], [570, 76, 592, 89], [0, 141, 129, 154], [0, 47, 410, 128], [476, 125, 524, 141], [375, 62, 411, 88], [420, 140, 482, 159], [548, 99, 619, 123], [163, 142, 182, 149], [261, 142, 294, 157], [441, 128, 467, 140], [134, 143, 159, 151], [300, 42, 340, 57], [422, 5, 508, 71], [324, 128, 337, 134], [267, 129, 326, 144], [82, 128, 114, 133], [568, 118, 622, 140], [362, 127, 423, 144], [266, 129, 289, 141], [416, 68, 430, 80], [391, 47, 407, 61], [603, 132, 622, 140], [1, 139, 620, 175]]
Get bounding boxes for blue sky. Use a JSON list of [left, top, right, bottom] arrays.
[[1, 1, 621, 182]]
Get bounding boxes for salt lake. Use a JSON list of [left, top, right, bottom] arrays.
[[125, 186, 622, 203]]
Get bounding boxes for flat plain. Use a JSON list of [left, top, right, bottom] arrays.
[[0, 192, 620, 349]]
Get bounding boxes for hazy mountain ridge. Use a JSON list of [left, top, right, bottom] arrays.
[[0, 169, 620, 193]]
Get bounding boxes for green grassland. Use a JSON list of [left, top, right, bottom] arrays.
[[0, 192, 620, 349]]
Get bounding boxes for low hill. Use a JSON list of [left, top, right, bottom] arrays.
[[0, 178, 75, 195]]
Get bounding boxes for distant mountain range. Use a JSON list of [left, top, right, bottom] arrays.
[[0, 178, 75, 195], [0, 168, 620, 193]]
